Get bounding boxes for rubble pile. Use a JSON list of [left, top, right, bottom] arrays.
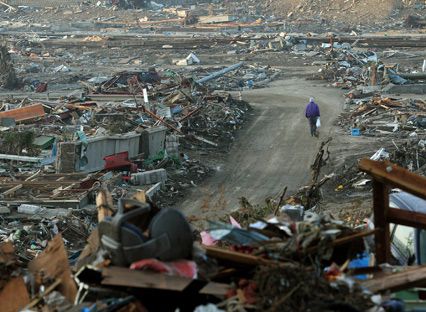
[[338, 96, 426, 137], [1, 167, 422, 312], [188, 64, 281, 91], [0, 0, 426, 310], [265, 0, 406, 27], [152, 157, 213, 207], [306, 39, 426, 98], [311, 48, 377, 90], [0, 211, 93, 263], [255, 264, 372, 312], [0, 65, 250, 209], [0, 189, 388, 311], [391, 139, 426, 173], [329, 139, 426, 197]]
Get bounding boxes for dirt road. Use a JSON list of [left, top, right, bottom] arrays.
[[182, 78, 343, 219]]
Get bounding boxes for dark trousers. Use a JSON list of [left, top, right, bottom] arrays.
[[308, 116, 318, 137]]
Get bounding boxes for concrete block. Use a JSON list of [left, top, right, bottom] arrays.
[[130, 169, 167, 186], [165, 135, 179, 157], [140, 126, 167, 159], [56, 142, 77, 173], [146, 182, 162, 199], [0, 206, 10, 214]]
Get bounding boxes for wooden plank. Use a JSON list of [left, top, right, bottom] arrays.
[[333, 229, 377, 246], [204, 246, 273, 266], [28, 235, 77, 302], [0, 103, 45, 122], [24, 170, 41, 181], [96, 190, 113, 222], [1, 184, 23, 196], [305, 229, 377, 254], [132, 190, 146, 203], [359, 159, 426, 201], [362, 266, 426, 293], [388, 208, 426, 230], [372, 180, 391, 264], [0, 241, 16, 263], [25, 278, 61, 309], [51, 182, 79, 198], [0, 277, 30, 312], [199, 282, 229, 297], [101, 266, 192, 291], [0, 0, 17, 12]]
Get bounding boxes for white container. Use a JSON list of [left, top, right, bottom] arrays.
[[17, 204, 42, 215]]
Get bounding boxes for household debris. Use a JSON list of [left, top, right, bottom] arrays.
[[2, 160, 426, 311], [338, 96, 426, 137], [0, 1, 426, 310], [0, 64, 250, 209]]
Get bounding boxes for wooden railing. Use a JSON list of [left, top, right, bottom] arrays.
[[359, 159, 426, 264]]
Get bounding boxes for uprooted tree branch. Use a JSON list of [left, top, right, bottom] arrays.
[[293, 137, 334, 209]]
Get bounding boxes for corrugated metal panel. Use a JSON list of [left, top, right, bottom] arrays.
[[80, 133, 141, 172], [0, 104, 45, 122], [57, 132, 142, 173]]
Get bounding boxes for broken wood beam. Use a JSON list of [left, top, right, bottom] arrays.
[[0, 103, 45, 123], [0, 0, 16, 12], [25, 278, 62, 309], [359, 159, 426, 201], [362, 265, 426, 293], [102, 266, 192, 291], [204, 246, 275, 266], [387, 208, 426, 230], [142, 105, 183, 134], [179, 107, 202, 122], [96, 189, 114, 222], [304, 229, 377, 254], [1, 184, 23, 197], [372, 180, 391, 264], [25, 170, 41, 181]]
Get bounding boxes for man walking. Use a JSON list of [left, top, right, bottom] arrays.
[[305, 97, 320, 137]]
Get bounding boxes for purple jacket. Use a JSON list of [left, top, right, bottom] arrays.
[[305, 100, 320, 118]]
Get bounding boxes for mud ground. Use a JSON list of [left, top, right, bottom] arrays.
[[182, 78, 344, 220]]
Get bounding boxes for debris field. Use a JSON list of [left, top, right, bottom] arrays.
[[0, 0, 426, 312]]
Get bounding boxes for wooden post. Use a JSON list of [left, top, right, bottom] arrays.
[[372, 180, 391, 263], [96, 190, 114, 222], [371, 63, 377, 86]]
